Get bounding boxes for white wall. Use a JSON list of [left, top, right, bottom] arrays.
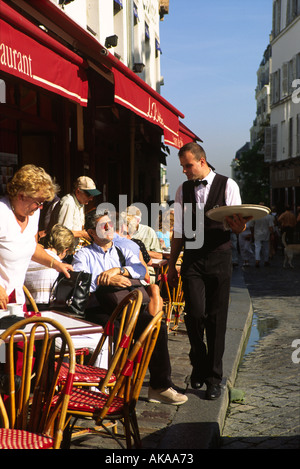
[[271, 8, 300, 161], [54, 0, 162, 92]]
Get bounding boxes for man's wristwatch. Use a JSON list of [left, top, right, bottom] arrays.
[[120, 267, 126, 275]]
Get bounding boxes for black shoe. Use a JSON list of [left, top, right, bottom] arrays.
[[190, 369, 204, 390], [205, 384, 221, 400], [0, 374, 22, 394]]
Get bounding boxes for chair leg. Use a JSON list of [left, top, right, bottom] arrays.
[[61, 418, 73, 449], [129, 410, 142, 449]]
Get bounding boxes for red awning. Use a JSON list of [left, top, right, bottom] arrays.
[[11, 0, 184, 137], [172, 121, 203, 148], [0, 2, 88, 106], [113, 66, 180, 145]]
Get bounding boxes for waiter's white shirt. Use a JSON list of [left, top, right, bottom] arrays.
[[174, 170, 242, 236]]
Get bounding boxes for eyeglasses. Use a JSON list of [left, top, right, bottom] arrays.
[[32, 200, 44, 208], [98, 220, 114, 230], [22, 194, 45, 208]]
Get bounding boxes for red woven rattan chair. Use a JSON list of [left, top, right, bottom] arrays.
[[64, 310, 164, 449], [23, 285, 89, 364], [0, 317, 75, 449], [57, 289, 143, 392]]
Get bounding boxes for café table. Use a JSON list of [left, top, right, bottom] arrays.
[[150, 258, 168, 276], [0, 310, 107, 368]]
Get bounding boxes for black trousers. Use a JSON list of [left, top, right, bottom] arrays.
[[85, 303, 172, 390], [181, 249, 232, 386]]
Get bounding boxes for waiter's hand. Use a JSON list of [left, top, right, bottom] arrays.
[[0, 285, 9, 310], [167, 265, 179, 288], [225, 214, 252, 234]]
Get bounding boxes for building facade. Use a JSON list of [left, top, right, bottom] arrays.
[[250, 44, 272, 147], [1, 0, 199, 212], [266, 0, 300, 212]]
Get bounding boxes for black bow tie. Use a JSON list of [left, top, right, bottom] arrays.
[[194, 179, 208, 187]]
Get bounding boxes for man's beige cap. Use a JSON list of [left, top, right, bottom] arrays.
[[77, 176, 101, 196]]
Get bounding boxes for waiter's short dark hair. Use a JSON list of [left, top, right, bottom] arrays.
[[178, 142, 206, 161]]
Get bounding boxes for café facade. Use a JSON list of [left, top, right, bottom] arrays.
[[0, 0, 201, 209]]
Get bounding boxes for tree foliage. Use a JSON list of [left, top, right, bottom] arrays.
[[234, 141, 270, 205]]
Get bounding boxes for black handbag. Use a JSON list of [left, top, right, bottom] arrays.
[[49, 271, 92, 317]]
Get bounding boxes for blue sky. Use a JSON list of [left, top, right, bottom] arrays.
[[159, 0, 273, 199]]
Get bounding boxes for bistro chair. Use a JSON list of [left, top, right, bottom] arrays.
[[23, 285, 39, 313], [158, 262, 185, 334], [64, 310, 164, 449], [0, 316, 75, 449], [57, 289, 143, 391], [23, 285, 89, 364], [168, 274, 185, 333]]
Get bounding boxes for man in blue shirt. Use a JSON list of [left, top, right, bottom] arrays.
[[72, 209, 188, 406]]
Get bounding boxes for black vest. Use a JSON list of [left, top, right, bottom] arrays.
[[182, 173, 231, 256]]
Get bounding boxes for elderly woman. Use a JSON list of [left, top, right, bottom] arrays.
[[0, 164, 72, 310]]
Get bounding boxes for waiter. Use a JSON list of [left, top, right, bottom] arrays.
[[167, 143, 249, 400]]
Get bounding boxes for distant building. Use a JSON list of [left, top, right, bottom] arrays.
[[250, 44, 272, 146], [265, 0, 300, 212]]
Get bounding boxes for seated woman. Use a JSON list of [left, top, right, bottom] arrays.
[[155, 209, 174, 250], [24, 224, 75, 311]]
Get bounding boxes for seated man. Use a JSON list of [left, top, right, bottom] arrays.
[[113, 212, 163, 317], [122, 205, 163, 283], [72, 209, 188, 406]]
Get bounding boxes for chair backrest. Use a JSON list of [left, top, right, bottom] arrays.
[[0, 317, 75, 449], [23, 285, 39, 313], [89, 289, 143, 391], [98, 310, 164, 418]]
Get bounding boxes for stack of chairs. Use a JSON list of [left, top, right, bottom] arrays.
[[158, 265, 185, 333], [63, 310, 164, 449], [0, 317, 75, 449]]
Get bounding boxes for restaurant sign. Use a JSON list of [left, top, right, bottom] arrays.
[[0, 19, 88, 106], [112, 66, 179, 147]]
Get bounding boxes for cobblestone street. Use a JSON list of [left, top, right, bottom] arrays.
[[221, 248, 300, 449]]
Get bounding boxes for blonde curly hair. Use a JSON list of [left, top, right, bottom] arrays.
[[6, 164, 59, 202]]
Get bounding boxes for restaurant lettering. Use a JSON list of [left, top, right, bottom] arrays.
[[147, 98, 164, 126], [0, 42, 33, 78]]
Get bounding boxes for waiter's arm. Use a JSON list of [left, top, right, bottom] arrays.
[[167, 235, 183, 287]]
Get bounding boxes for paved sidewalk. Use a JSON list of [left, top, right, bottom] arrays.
[[70, 266, 253, 450], [221, 251, 300, 450]]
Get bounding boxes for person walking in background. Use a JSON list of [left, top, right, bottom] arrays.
[[239, 222, 253, 267], [278, 205, 297, 244], [269, 205, 279, 259], [167, 142, 248, 401], [230, 232, 239, 267], [248, 202, 274, 267]]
